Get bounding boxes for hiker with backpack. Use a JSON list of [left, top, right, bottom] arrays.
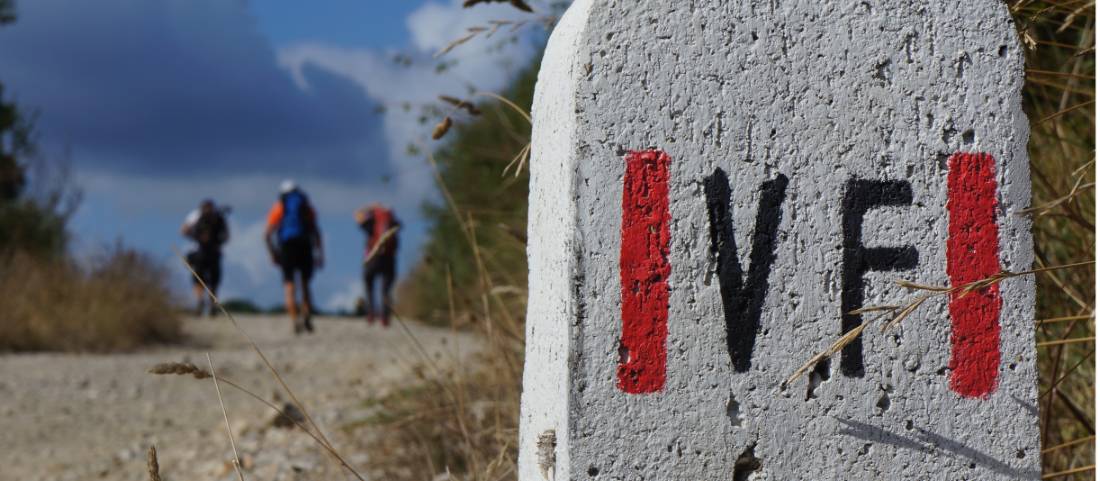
[[181, 199, 230, 316], [265, 180, 324, 334], [355, 202, 400, 326]]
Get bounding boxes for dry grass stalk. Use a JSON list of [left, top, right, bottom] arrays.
[[149, 359, 366, 477], [174, 249, 332, 445], [434, 18, 536, 58], [1043, 436, 1097, 455], [208, 353, 246, 481], [1040, 350, 1094, 400], [350, 150, 527, 480], [785, 261, 1095, 389], [1037, 337, 1095, 347], [502, 143, 532, 178], [364, 226, 401, 264], [439, 95, 482, 116], [170, 248, 368, 481], [1019, 173, 1095, 215], [148, 361, 210, 379], [462, 0, 533, 13], [0, 247, 181, 352], [433, 116, 454, 140], [1041, 464, 1095, 479], [146, 446, 161, 481], [473, 91, 531, 123], [1037, 314, 1094, 325]]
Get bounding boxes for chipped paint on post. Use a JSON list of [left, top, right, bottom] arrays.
[[947, 152, 1004, 399], [618, 149, 672, 394]]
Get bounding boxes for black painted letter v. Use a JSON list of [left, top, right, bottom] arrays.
[[704, 168, 788, 373]]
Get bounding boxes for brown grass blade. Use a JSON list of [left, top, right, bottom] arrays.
[[786, 261, 1094, 387], [433, 116, 454, 140], [172, 247, 364, 480], [147, 446, 162, 481], [1041, 435, 1095, 454], [364, 226, 400, 264], [148, 361, 210, 379], [1041, 464, 1095, 479], [1037, 336, 1095, 347], [207, 353, 245, 481], [1038, 314, 1095, 325]]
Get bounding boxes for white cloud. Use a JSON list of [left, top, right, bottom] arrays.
[[405, 0, 531, 52], [64, 0, 548, 308], [223, 216, 271, 286], [276, 0, 542, 176], [325, 276, 364, 312]]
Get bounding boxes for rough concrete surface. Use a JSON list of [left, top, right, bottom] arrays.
[[518, 1, 1036, 479]]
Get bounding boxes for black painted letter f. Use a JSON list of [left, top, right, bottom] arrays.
[[704, 168, 788, 373]]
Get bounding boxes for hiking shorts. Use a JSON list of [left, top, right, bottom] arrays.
[[278, 238, 313, 283], [187, 249, 222, 291]]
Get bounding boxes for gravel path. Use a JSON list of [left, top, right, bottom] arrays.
[[0, 315, 479, 481]]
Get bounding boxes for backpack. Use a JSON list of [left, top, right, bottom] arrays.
[[368, 207, 397, 256], [278, 191, 313, 243], [192, 210, 226, 251]]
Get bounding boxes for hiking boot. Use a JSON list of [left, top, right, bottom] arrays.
[[303, 313, 315, 333]]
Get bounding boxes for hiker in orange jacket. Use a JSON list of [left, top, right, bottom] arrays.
[[265, 180, 324, 334], [355, 203, 400, 326]]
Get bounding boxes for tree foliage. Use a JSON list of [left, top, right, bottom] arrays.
[[397, 61, 537, 325], [0, 1, 72, 258]]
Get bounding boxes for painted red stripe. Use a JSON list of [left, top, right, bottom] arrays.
[[618, 149, 672, 394], [946, 152, 1002, 399]]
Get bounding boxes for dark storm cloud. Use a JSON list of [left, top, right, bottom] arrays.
[[0, 0, 387, 181]]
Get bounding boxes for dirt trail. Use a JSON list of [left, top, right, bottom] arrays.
[[0, 315, 478, 481]]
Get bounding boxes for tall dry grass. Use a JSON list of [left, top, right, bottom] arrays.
[[352, 160, 526, 481], [0, 246, 181, 352], [353, 2, 1096, 480], [1013, 1, 1096, 478]]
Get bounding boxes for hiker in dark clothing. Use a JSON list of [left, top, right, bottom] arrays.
[[181, 199, 230, 316], [265, 180, 324, 334], [355, 203, 400, 326]]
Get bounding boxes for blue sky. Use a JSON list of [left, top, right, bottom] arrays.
[[0, 0, 546, 311]]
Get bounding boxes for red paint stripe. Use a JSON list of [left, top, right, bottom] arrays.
[[947, 152, 1002, 399], [618, 149, 672, 394]]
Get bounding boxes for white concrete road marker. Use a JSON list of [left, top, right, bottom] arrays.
[[518, 0, 1038, 479]]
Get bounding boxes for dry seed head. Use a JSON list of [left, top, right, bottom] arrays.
[[432, 116, 453, 140], [461, 0, 533, 12], [439, 95, 482, 115], [147, 446, 162, 481], [439, 95, 463, 106], [148, 361, 211, 379]]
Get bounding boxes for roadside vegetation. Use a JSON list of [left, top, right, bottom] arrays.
[[363, 2, 1095, 480], [360, 58, 536, 481], [0, 247, 180, 352], [0, 0, 181, 352], [1015, 1, 1095, 477]]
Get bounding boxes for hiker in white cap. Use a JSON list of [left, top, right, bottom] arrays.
[[264, 180, 324, 334], [180, 198, 230, 316]]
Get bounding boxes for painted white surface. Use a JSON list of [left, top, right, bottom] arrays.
[[518, 1, 1036, 479], [517, 0, 594, 479]]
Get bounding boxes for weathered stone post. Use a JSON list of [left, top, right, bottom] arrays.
[[518, 1, 1037, 479]]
